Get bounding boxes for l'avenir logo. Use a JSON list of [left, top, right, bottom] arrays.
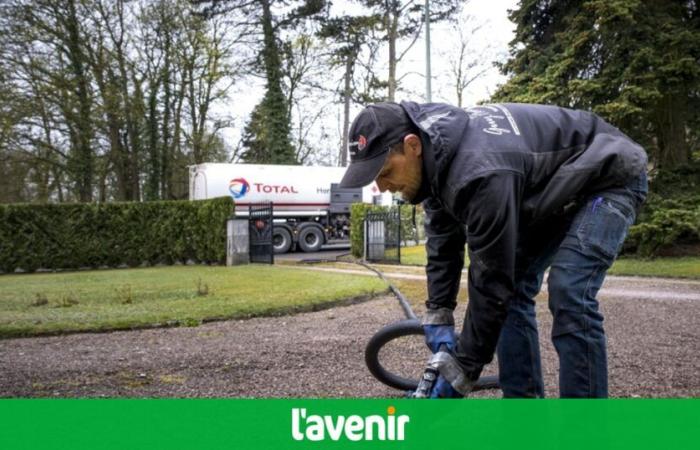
[[291, 406, 409, 442], [228, 178, 250, 199]]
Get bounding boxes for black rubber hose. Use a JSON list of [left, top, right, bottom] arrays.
[[300, 253, 417, 320], [319, 253, 499, 393], [365, 319, 499, 392], [356, 261, 417, 320]]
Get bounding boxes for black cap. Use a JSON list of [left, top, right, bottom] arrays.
[[339, 102, 415, 188]]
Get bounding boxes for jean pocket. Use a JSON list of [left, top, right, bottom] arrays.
[[577, 197, 634, 262]]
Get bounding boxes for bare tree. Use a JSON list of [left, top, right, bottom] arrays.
[[0, 0, 242, 203], [441, 12, 492, 107], [281, 30, 338, 164], [319, 14, 382, 166], [1, 0, 96, 202], [357, 0, 459, 101], [178, 10, 238, 164]]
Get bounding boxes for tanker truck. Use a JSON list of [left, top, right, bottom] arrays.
[[189, 163, 392, 254]]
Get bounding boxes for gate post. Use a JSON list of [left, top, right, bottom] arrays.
[[397, 204, 401, 264], [362, 216, 369, 262], [365, 213, 386, 262], [364, 209, 401, 264], [227, 219, 249, 266], [249, 202, 274, 264]]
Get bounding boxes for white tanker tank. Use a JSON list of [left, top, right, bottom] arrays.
[[189, 163, 393, 253]]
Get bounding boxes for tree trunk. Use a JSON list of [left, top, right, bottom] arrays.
[[90, 45, 127, 201], [145, 77, 161, 200], [260, 0, 294, 163], [655, 94, 690, 170], [386, 10, 399, 102], [167, 72, 187, 199], [161, 39, 175, 199], [341, 56, 354, 167], [65, 0, 94, 202], [36, 95, 55, 202]]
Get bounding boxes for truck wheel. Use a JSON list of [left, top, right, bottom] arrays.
[[298, 226, 324, 252], [272, 227, 293, 254]]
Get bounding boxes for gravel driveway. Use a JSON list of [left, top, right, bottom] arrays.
[[1, 275, 698, 398]]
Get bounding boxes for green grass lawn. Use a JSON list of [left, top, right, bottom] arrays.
[[400, 245, 471, 267], [0, 265, 386, 338], [400, 245, 436, 266], [399, 245, 700, 279], [609, 257, 700, 279]]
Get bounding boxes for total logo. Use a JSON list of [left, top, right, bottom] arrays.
[[228, 178, 250, 199], [229, 178, 300, 199], [291, 406, 409, 441]]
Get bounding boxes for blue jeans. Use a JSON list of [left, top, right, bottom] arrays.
[[496, 173, 648, 398]]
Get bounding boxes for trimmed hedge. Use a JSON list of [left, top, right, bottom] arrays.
[[350, 203, 425, 258], [0, 197, 234, 273]]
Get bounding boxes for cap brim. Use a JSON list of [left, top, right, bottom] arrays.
[[339, 152, 389, 188]]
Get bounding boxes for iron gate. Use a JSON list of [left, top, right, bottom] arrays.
[[249, 202, 274, 264], [364, 207, 401, 264]]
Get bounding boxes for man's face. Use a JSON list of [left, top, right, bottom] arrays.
[[374, 134, 423, 202]]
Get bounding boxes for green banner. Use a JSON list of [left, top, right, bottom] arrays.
[[0, 399, 697, 450]]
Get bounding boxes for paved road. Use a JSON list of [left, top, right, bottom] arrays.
[[274, 247, 350, 263], [283, 265, 700, 302]]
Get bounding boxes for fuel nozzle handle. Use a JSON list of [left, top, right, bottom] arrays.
[[411, 344, 447, 399]]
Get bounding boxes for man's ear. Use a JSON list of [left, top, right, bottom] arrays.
[[403, 133, 422, 157]]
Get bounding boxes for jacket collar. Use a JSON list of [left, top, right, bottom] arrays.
[[400, 101, 469, 204], [410, 158, 431, 205]]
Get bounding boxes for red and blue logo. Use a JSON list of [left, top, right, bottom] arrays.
[[229, 178, 250, 199]]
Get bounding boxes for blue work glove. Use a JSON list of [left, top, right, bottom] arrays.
[[423, 325, 456, 353], [422, 307, 457, 353], [429, 350, 476, 399], [430, 375, 463, 398], [409, 349, 476, 399]]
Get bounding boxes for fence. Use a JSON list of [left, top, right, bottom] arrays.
[[364, 207, 401, 264], [248, 202, 274, 264]]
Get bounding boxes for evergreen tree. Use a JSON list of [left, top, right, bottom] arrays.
[[493, 0, 700, 169], [241, 0, 297, 164], [199, 0, 325, 164]]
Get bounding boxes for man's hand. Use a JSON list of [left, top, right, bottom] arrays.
[[429, 375, 463, 398], [429, 350, 475, 398], [424, 325, 456, 353], [422, 307, 456, 353]]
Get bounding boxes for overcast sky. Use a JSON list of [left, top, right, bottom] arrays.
[[221, 0, 519, 163], [332, 0, 518, 104]]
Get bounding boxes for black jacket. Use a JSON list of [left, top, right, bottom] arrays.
[[401, 101, 647, 378]]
